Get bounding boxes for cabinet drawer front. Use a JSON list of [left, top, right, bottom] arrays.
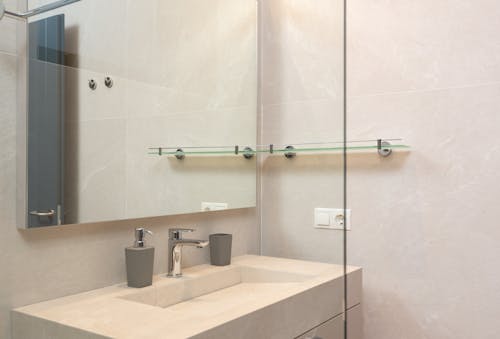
[[296, 304, 362, 339]]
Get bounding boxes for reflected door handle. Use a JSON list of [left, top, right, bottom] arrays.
[[29, 209, 55, 217]]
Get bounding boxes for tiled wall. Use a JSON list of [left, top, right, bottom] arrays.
[[0, 1, 259, 338], [261, 0, 500, 338]]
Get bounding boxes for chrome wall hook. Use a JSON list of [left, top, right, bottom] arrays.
[[104, 76, 113, 88], [88, 79, 97, 90]]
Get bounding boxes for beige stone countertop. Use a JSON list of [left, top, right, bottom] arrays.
[[13, 255, 360, 339]]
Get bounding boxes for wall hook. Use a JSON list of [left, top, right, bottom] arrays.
[[104, 76, 113, 88], [88, 79, 97, 90]]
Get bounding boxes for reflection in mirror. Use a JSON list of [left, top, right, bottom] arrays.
[[12, 0, 257, 228], [26, 14, 65, 226]]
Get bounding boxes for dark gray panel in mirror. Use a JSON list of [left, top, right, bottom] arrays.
[[27, 14, 65, 227]]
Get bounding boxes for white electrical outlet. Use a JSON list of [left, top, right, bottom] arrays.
[[201, 202, 228, 211], [314, 208, 351, 230]]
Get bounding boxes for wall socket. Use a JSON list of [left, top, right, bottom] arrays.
[[314, 208, 351, 230]]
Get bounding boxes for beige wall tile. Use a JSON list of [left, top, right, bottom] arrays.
[[348, 0, 500, 96], [261, 0, 344, 106]]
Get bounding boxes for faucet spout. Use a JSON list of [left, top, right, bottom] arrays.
[[175, 239, 209, 249]]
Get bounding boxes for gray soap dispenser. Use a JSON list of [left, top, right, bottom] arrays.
[[125, 228, 154, 288]]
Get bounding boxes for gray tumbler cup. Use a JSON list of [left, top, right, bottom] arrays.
[[209, 233, 232, 266]]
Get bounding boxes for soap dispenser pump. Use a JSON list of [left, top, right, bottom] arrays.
[[125, 228, 154, 288]]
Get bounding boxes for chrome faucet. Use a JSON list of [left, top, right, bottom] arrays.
[[167, 228, 209, 278]]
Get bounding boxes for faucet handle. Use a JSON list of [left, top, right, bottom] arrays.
[[169, 228, 195, 240]]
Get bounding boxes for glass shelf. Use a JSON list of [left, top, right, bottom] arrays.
[[148, 139, 410, 158]]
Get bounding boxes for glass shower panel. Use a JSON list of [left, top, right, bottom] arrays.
[[260, 0, 349, 338]]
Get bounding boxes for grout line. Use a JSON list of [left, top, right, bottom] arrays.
[[260, 80, 500, 108], [262, 97, 340, 108], [348, 80, 500, 99]]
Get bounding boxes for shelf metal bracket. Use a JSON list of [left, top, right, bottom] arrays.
[[377, 139, 393, 157], [284, 145, 296, 159], [175, 149, 185, 160], [243, 147, 254, 159]]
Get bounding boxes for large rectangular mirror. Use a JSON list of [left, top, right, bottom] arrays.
[[12, 0, 257, 228]]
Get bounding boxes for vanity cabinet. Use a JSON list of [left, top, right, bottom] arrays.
[[296, 304, 362, 339]]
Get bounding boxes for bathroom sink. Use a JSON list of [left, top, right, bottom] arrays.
[[13, 256, 362, 339], [121, 265, 313, 309]]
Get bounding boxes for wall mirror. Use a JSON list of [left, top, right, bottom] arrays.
[[11, 0, 257, 228]]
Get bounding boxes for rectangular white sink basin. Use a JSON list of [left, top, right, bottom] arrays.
[[121, 266, 314, 309]]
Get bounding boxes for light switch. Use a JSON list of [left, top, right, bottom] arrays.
[[315, 209, 331, 226]]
